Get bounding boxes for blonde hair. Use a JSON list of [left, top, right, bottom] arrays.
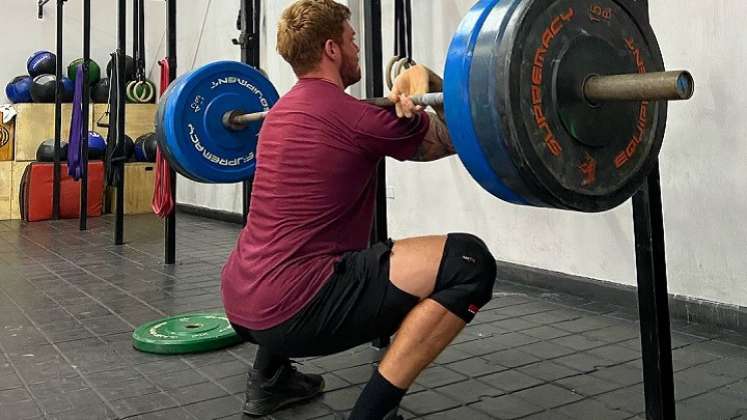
[[277, 0, 352, 75]]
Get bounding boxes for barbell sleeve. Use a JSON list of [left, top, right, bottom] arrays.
[[225, 71, 693, 129], [584, 70, 694, 102]]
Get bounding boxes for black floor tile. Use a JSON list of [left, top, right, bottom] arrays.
[[131, 407, 198, 420], [512, 383, 583, 409], [592, 364, 643, 387], [147, 368, 209, 390], [556, 398, 631, 420], [434, 379, 503, 404], [677, 390, 747, 420], [517, 360, 581, 382], [593, 385, 645, 416], [432, 345, 473, 363], [183, 395, 242, 419], [3, 214, 747, 419], [522, 325, 573, 340], [586, 344, 641, 364], [671, 346, 722, 371], [470, 393, 544, 419], [423, 406, 495, 420], [520, 410, 574, 420], [110, 391, 179, 418], [25, 308, 75, 325], [169, 381, 229, 405], [319, 386, 362, 412], [320, 373, 352, 393], [521, 309, 584, 325], [34, 388, 104, 415], [479, 369, 544, 393], [444, 357, 507, 378], [0, 387, 32, 404], [134, 358, 194, 378], [270, 397, 332, 419], [554, 316, 616, 333], [515, 341, 577, 360], [44, 403, 117, 420], [0, 371, 22, 392], [675, 360, 746, 394], [401, 390, 461, 416], [555, 373, 623, 397], [487, 317, 540, 332], [549, 333, 608, 351], [80, 315, 133, 336], [333, 364, 377, 386], [195, 359, 248, 381], [452, 337, 506, 357], [483, 348, 541, 368], [414, 365, 468, 388], [0, 399, 42, 420]]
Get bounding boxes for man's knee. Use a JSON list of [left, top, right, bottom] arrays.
[[450, 233, 497, 305], [430, 233, 496, 322]]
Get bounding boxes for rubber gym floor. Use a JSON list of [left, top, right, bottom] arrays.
[[0, 213, 746, 420]]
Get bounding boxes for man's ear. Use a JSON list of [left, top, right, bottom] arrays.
[[323, 39, 339, 60]]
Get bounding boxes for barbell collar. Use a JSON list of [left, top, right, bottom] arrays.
[[584, 70, 694, 103]]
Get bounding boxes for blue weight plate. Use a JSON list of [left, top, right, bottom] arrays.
[[156, 72, 199, 182], [444, 0, 529, 205], [467, 0, 557, 208], [158, 61, 279, 183]]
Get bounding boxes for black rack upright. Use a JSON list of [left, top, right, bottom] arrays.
[[164, 0, 178, 264], [79, 0, 92, 230], [53, 0, 66, 220], [237, 0, 262, 226]]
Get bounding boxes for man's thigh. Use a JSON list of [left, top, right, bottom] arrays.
[[247, 240, 420, 357]]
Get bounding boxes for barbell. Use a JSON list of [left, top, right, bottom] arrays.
[[154, 0, 696, 212], [222, 71, 693, 127]]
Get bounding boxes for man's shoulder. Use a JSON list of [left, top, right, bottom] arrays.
[[271, 80, 370, 124]]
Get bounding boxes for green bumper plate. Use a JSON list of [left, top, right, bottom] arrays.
[[132, 312, 242, 354]]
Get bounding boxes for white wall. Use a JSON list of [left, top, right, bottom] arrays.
[[0, 0, 166, 102], [383, 0, 747, 308], [170, 0, 747, 308], [384, 0, 638, 288], [168, 0, 358, 213], [647, 0, 747, 307]]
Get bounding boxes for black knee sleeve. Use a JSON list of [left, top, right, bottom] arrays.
[[429, 233, 497, 323]]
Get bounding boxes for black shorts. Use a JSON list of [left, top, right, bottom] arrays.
[[232, 240, 420, 357]]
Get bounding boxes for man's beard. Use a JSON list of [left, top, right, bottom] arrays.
[[341, 54, 362, 88]]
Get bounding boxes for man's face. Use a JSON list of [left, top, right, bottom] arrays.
[[338, 21, 361, 87]]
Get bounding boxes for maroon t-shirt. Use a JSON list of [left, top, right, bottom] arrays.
[[221, 78, 429, 330]]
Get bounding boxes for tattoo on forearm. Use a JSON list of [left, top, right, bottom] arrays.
[[411, 112, 456, 162]]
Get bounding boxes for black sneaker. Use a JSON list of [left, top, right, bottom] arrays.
[[243, 362, 325, 416]]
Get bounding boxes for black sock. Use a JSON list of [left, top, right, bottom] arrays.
[[253, 347, 288, 378], [349, 369, 406, 420]]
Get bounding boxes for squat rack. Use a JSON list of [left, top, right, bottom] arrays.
[[45, 0, 129, 233], [364, 0, 676, 418], [160, 0, 259, 264]]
